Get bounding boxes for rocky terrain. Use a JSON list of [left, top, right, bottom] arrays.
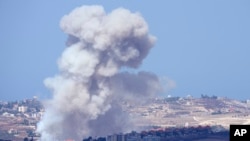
[[123, 95, 250, 129]]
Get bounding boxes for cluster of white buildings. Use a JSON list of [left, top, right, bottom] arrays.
[[0, 98, 44, 119]]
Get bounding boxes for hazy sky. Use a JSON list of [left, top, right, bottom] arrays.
[[1, 0, 250, 101]]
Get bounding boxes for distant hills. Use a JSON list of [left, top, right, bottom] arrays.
[[123, 96, 250, 129], [0, 96, 249, 140]]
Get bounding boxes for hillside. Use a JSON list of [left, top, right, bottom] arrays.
[[123, 96, 250, 129]]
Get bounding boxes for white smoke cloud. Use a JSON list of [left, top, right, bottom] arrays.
[[37, 5, 160, 141]]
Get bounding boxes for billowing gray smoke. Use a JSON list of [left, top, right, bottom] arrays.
[[37, 5, 161, 140]]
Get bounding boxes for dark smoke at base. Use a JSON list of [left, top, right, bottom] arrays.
[[37, 5, 161, 141]]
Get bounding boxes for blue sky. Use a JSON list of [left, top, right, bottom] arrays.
[[0, 0, 250, 101]]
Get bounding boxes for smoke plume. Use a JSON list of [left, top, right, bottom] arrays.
[[37, 5, 161, 140]]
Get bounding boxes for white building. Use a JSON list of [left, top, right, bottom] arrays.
[[18, 106, 28, 113]]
